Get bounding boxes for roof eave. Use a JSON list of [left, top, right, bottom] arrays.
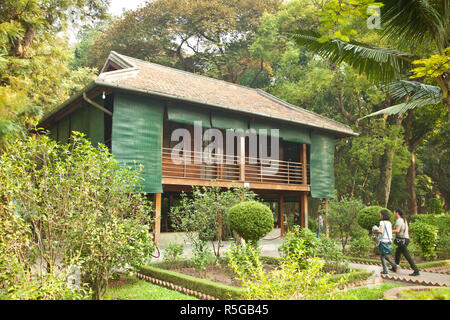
[[95, 80, 358, 137]]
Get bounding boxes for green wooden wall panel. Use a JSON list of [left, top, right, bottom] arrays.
[[211, 110, 248, 131], [88, 98, 105, 147], [167, 102, 211, 128], [310, 132, 335, 199], [112, 92, 164, 193], [250, 118, 311, 144], [70, 106, 90, 137], [57, 116, 70, 144]]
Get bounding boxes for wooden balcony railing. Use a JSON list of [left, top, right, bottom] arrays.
[[162, 147, 310, 186]]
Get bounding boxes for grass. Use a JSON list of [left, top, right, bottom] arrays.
[[104, 275, 198, 300], [399, 288, 450, 300], [318, 283, 404, 300]]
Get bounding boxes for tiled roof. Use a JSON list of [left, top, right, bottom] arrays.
[[99, 52, 356, 136], [46, 51, 356, 136]]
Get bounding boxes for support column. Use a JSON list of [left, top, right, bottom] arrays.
[[239, 135, 246, 181], [300, 192, 308, 229], [153, 193, 162, 245], [301, 144, 307, 185], [279, 194, 285, 237]]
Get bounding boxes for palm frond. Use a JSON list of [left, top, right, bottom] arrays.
[[387, 80, 443, 102], [381, 0, 447, 51], [360, 81, 443, 119], [288, 29, 415, 84]]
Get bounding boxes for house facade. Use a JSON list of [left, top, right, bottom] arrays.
[[38, 51, 357, 244]]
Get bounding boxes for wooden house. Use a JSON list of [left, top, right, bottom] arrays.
[[38, 51, 357, 243]]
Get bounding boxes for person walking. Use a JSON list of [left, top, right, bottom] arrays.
[[316, 213, 324, 238], [374, 210, 397, 275], [392, 209, 420, 276]]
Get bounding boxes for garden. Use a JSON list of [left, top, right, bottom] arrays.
[[1, 134, 449, 301]]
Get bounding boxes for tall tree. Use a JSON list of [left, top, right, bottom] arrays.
[[290, 0, 449, 214], [79, 0, 281, 86], [0, 0, 106, 146]]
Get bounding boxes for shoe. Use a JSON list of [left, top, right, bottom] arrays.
[[381, 271, 388, 275], [389, 267, 397, 272], [409, 271, 420, 276]]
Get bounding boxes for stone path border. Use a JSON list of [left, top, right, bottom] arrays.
[[134, 272, 219, 300], [380, 273, 446, 287]]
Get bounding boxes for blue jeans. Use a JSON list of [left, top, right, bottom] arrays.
[[316, 226, 323, 238], [380, 252, 397, 273]]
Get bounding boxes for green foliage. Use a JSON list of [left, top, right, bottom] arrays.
[[279, 226, 348, 273], [357, 206, 393, 232], [170, 185, 255, 257], [0, 134, 155, 299], [139, 265, 243, 300], [410, 213, 449, 257], [190, 241, 216, 271], [0, 0, 104, 146], [327, 197, 365, 251], [228, 229, 346, 300], [399, 288, 450, 300], [410, 221, 439, 261], [163, 243, 184, 263], [348, 236, 373, 258], [227, 201, 273, 245], [226, 243, 263, 282], [426, 199, 445, 214]]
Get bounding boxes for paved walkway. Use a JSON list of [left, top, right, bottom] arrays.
[[154, 236, 450, 287]]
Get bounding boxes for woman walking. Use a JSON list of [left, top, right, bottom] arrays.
[[374, 210, 397, 275], [392, 209, 420, 276]]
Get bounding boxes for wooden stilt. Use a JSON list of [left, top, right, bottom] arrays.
[[153, 193, 162, 245], [279, 194, 285, 236], [300, 192, 308, 229]]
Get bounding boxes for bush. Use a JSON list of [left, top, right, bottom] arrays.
[[190, 240, 216, 271], [226, 243, 262, 282], [228, 231, 346, 300], [410, 222, 439, 261], [327, 197, 365, 252], [426, 198, 445, 214], [316, 236, 349, 273], [278, 226, 317, 262], [0, 134, 155, 299], [163, 243, 184, 263], [169, 186, 256, 257], [228, 201, 273, 245], [348, 236, 373, 259], [409, 214, 450, 256], [357, 206, 393, 232]]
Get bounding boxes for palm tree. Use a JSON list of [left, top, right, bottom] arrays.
[[290, 0, 449, 121], [290, 0, 449, 215]]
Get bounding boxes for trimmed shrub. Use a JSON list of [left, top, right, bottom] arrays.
[[228, 201, 273, 245], [357, 206, 393, 232], [410, 222, 439, 261], [139, 265, 243, 300]]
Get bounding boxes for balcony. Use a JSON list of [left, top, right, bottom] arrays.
[[161, 147, 310, 191]]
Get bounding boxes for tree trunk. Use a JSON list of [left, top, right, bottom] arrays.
[[376, 147, 395, 207], [406, 151, 418, 215]]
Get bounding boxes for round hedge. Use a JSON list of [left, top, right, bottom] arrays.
[[228, 201, 273, 244], [357, 206, 393, 232]]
